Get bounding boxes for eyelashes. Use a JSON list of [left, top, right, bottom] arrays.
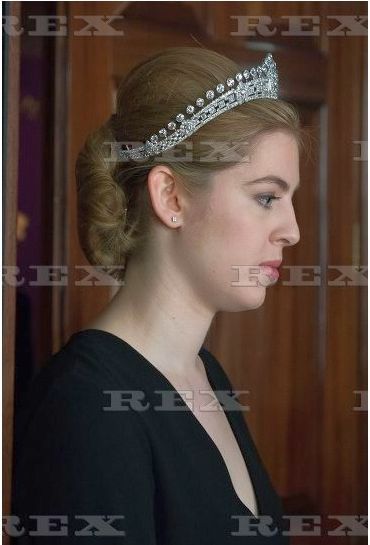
[[255, 193, 282, 210]]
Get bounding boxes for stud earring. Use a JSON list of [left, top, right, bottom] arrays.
[[171, 216, 177, 222]]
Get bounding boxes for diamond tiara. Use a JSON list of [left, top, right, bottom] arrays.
[[119, 53, 278, 162]]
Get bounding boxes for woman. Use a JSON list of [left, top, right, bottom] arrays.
[[12, 47, 304, 544]]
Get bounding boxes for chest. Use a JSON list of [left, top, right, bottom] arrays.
[[170, 375, 259, 517]]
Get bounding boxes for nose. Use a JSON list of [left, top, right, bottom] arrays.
[[273, 204, 301, 247]]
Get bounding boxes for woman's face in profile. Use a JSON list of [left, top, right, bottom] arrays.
[[179, 130, 301, 313]]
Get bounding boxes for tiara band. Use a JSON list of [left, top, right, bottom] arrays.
[[119, 53, 278, 162]]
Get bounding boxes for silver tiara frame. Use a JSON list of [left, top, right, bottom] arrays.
[[119, 53, 278, 162]]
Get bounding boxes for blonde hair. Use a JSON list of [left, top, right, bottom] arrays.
[[76, 46, 308, 282]]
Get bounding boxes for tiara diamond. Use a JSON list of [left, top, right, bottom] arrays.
[[120, 53, 279, 161]]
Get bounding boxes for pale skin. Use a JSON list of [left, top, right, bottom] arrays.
[[86, 130, 300, 381], [84, 130, 301, 515]]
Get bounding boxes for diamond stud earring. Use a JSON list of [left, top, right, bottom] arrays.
[[171, 216, 177, 222]]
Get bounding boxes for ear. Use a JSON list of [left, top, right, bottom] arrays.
[[147, 165, 184, 227]]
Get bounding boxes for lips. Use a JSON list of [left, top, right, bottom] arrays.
[[257, 260, 282, 281], [258, 260, 282, 268]]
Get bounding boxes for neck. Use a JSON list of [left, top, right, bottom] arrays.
[[86, 254, 215, 379]]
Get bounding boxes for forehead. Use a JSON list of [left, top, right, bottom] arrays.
[[228, 131, 300, 186]]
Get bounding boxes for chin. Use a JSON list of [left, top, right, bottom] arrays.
[[243, 286, 267, 311], [218, 285, 267, 313]]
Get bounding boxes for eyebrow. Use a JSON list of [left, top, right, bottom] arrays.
[[243, 175, 300, 193]]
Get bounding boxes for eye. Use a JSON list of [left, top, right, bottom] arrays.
[[255, 193, 282, 210]]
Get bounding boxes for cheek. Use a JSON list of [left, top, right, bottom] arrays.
[[181, 192, 263, 271], [192, 217, 261, 281], [205, 191, 259, 250], [209, 213, 261, 261]]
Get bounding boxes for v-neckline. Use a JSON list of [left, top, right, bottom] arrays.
[[71, 328, 261, 518]]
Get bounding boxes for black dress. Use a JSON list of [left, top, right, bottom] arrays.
[[11, 328, 290, 544]]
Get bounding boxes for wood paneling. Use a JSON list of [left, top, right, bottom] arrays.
[[323, 24, 366, 517], [3, 2, 21, 543]]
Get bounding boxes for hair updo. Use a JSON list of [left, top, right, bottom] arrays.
[[75, 46, 307, 282]]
